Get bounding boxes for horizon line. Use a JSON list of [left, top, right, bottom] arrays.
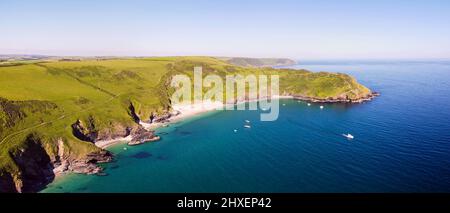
[[1, 53, 450, 62]]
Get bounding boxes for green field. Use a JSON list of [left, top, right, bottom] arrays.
[[0, 56, 371, 192]]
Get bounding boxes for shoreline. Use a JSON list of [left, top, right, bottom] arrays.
[[93, 98, 288, 149], [93, 93, 377, 149], [95, 135, 133, 149], [94, 101, 225, 149], [45, 93, 378, 192]]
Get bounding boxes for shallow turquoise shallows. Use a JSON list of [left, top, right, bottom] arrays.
[[42, 61, 450, 192]]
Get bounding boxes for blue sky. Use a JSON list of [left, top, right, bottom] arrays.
[[1, 0, 450, 59]]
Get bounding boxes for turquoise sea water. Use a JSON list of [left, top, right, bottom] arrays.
[[42, 61, 450, 193]]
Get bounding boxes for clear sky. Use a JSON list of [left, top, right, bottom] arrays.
[[1, 0, 450, 59]]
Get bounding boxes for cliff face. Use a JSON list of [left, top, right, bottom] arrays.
[[0, 172, 17, 193], [71, 117, 133, 142], [72, 119, 98, 142], [9, 134, 54, 192], [0, 101, 161, 193], [0, 133, 112, 193]]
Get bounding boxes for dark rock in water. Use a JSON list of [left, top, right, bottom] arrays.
[[178, 131, 192, 135], [77, 186, 88, 191], [130, 152, 152, 159], [159, 132, 169, 135], [157, 155, 168, 160], [110, 165, 120, 169]]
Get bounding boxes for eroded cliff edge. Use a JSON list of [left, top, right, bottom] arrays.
[[0, 133, 112, 193]]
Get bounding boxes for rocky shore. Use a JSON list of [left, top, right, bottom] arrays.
[[0, 122, 162, 193], [293, 92, 380, 103], [0, 55, 382, 193], [53, 150, 113, 176], [0, 136, 113, 193], [128, 127, 161, 146], [0, 92, 380, 193]]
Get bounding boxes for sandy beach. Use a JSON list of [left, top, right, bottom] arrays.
[[95, 135, 133, 149], [94, 97, 294, 149], [94, 100, 224, 148]]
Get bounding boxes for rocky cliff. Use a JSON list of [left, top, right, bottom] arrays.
[[0, 133, 112, 193]]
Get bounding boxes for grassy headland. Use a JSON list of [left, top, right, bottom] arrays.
[[0, 56, 374, 192]]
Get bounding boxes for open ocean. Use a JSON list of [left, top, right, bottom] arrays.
[[42, 60, 450, 193]]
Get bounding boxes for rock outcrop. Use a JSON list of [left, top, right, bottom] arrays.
[[0, 134, 113, 193], [0, 171, 18, 193], [9, 134, 55, 193], [54, 150, 112, 175], [128, 127, 161, 146], [149, 111, 180, 124], [293, 91, 380, 103], [71, 119, 98, 142], [71, 118, 134, 143], [128, 102, 141, 123]]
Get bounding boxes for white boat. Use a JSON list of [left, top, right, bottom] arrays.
[[343, 134, 354, 139], [245, 120, 251, 123], [123, 147, 128, 150], [244, 125, 251, 129], [307, 103, 311, 106], [234, 129, 238, 133], [320, 105, 324, 109]]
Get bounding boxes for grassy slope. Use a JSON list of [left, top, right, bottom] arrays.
[[0, 56, 371, 179]]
